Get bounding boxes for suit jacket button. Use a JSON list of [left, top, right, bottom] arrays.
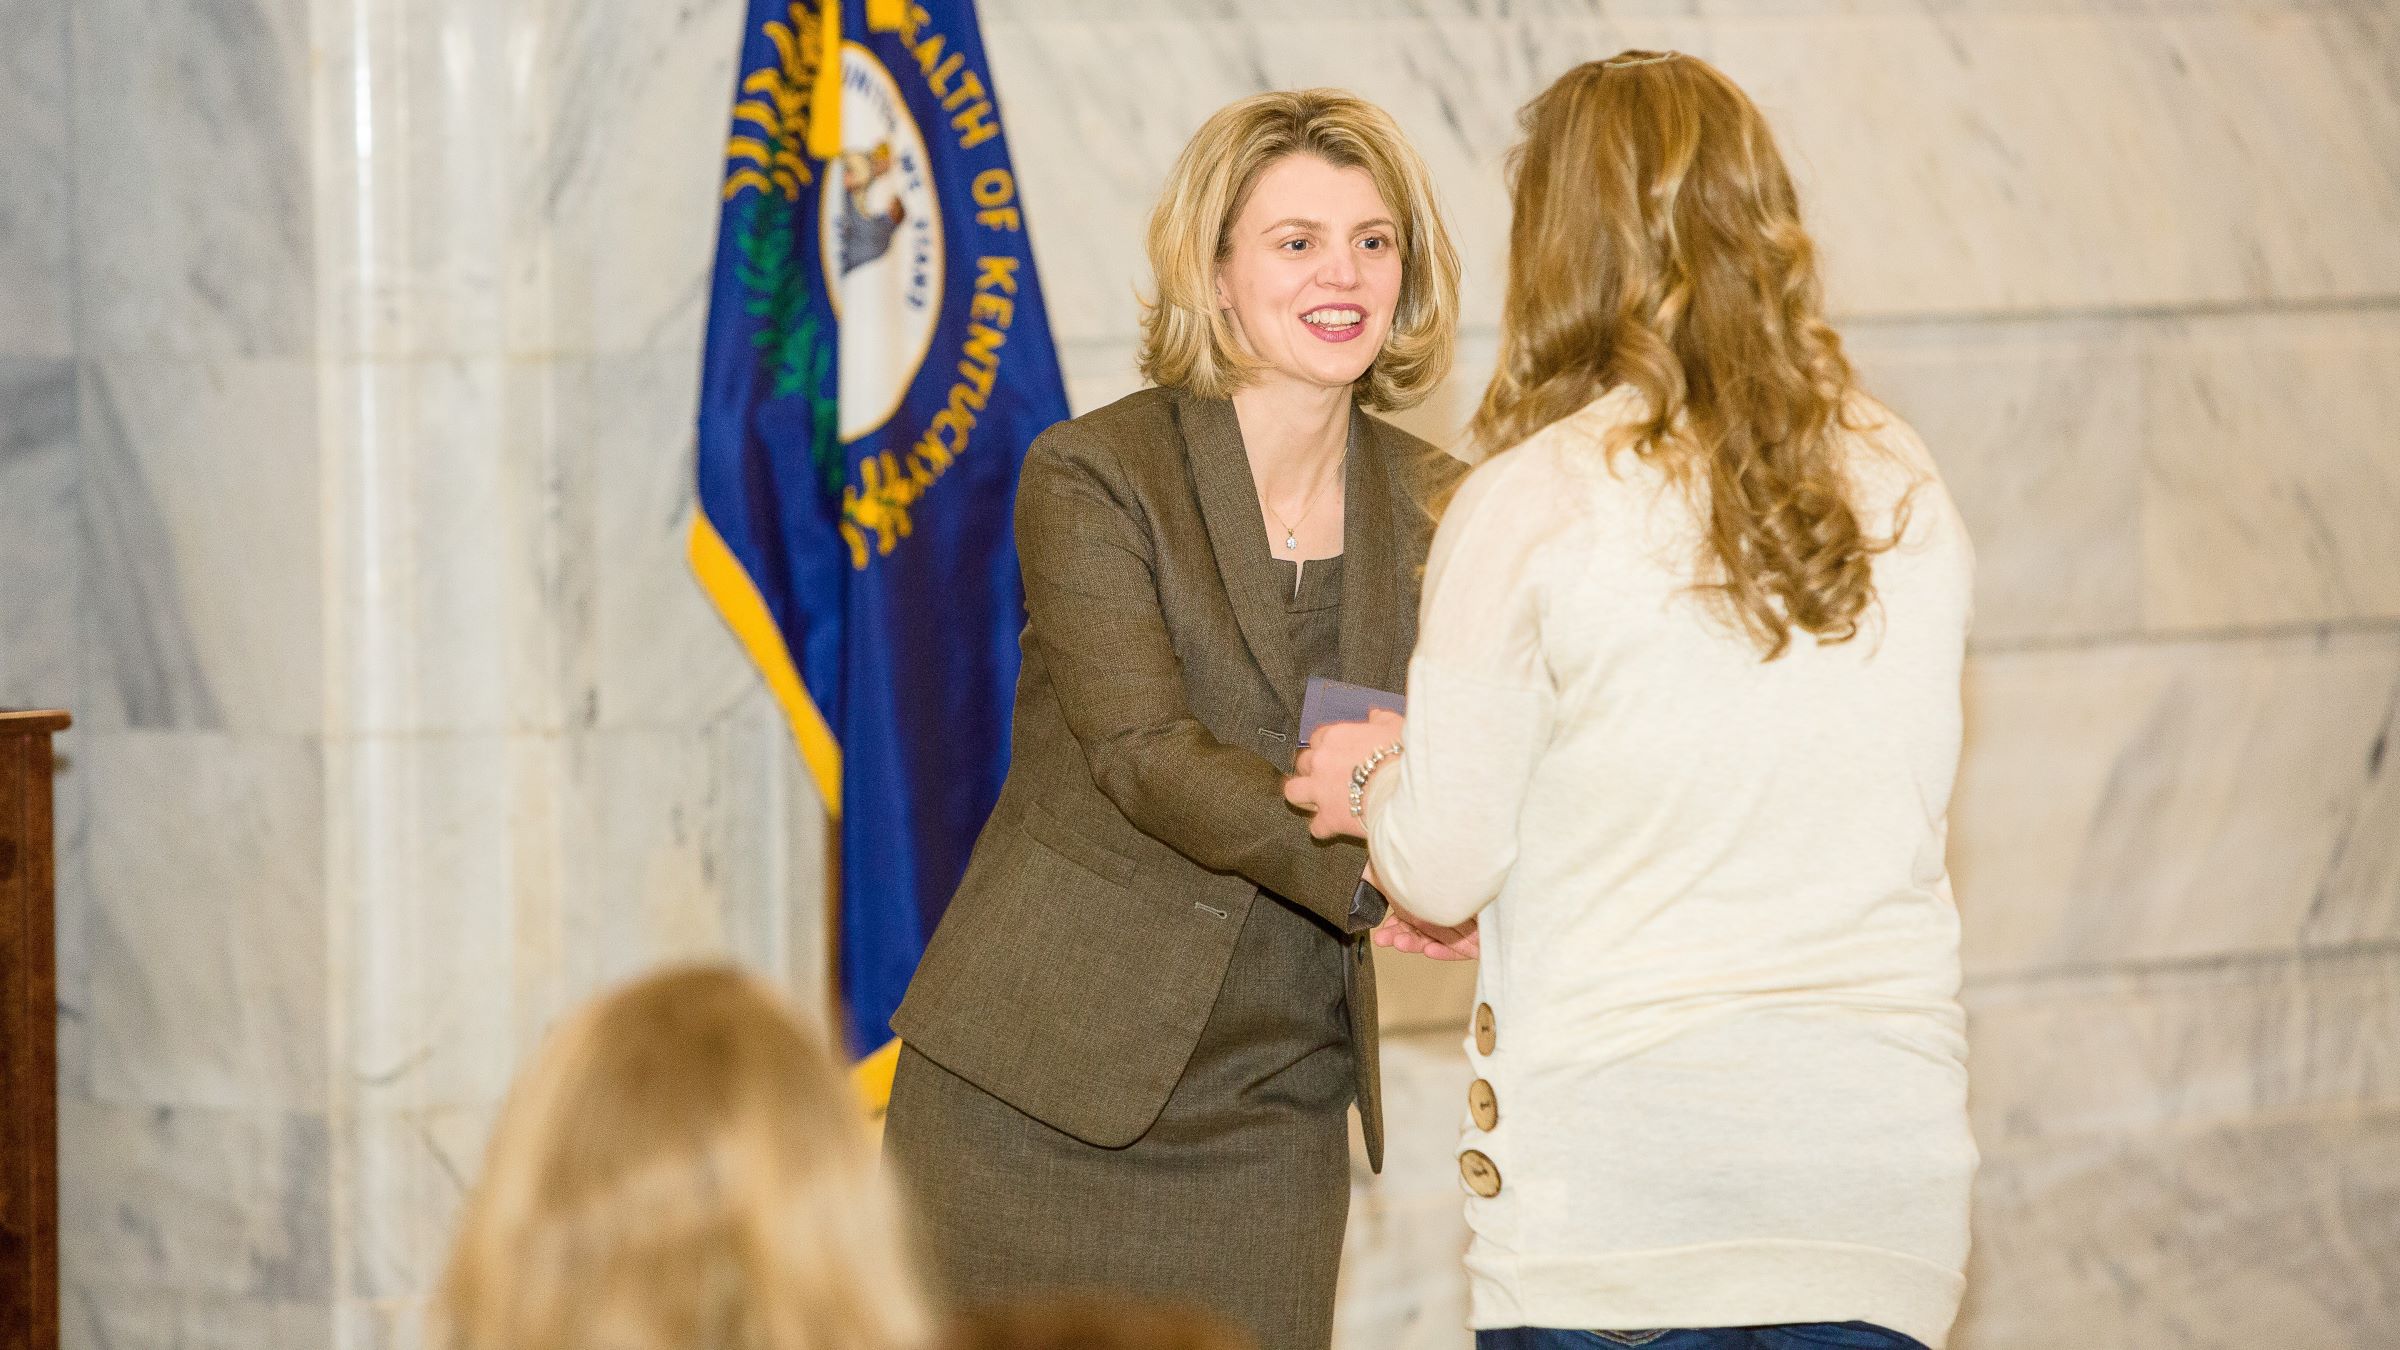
[[1469, 1078, 1499, 1132], [1474, 1002, 1496, 1056], [1459, 1148, 1502, 1198]]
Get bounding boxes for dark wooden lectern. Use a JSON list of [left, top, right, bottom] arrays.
[[0, 711, 65, 1350]]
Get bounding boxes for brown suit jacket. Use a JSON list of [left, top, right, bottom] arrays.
[[891, 387, 1461, 1172]]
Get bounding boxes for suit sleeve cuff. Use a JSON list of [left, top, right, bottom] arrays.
[[1348, 879, 1390, 931]]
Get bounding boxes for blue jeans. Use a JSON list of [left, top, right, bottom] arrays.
[[1477, 1324, 1929, 1350]]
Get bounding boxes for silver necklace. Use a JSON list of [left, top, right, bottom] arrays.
[[1266, 456, 1343, 553]]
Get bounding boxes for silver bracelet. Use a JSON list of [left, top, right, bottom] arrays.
[[1348, 742, 1403, 818]]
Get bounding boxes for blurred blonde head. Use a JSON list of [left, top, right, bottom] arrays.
[[434, 964, 930, 1350], [1139, 88, 1460, 411], [1472, 52, 1897, 659]]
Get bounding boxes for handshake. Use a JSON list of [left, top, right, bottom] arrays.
[[1364, 870, 1480, 962], [1282, 688, 1479, 963]]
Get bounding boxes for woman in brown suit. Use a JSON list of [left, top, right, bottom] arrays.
[[883, 90, 1465, 1350]]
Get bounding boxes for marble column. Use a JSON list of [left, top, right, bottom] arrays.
[[310, 0, 825, 1339], [8, 0, 822, 1345]]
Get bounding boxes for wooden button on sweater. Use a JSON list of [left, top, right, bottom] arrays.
[[1459, 1148, 1502, 1198], [1468, 1078, 1499, 1131]]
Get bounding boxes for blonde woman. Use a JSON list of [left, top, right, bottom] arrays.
[[1289, 53, 1978, 1350], [434, 965, 930, 1350], [884, 90, 1464, 1349]]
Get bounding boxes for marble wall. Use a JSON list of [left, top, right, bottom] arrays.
[[0, 0, 2393, 1347]]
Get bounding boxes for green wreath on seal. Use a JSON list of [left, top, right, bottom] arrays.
[[723, 2, 844, 501]]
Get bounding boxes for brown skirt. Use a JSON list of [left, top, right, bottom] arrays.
[[883, 889, 1356, 1350]]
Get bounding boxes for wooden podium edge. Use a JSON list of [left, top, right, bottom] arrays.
[[0, 709, 65, 1350]]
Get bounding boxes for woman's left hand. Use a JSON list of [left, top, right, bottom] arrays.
[[1373, 906, 1480, 961], [1283, 709, 1405, 840]]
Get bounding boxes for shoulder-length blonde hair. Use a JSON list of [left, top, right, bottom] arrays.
[[1471, 52, 1898, 660], [1138, 89, 1460, 411], [433, 964, 930, 1350]]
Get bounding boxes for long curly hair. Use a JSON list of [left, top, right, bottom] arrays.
[[1469, 52, 1897, 660]]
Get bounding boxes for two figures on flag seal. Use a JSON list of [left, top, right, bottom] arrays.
[[823, 41, 943, 445]]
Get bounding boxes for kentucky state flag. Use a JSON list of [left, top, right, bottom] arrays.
[[691, 0, 1069, 1090]]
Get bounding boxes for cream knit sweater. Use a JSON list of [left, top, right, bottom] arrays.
[[1363, 387, 1978, 1347]]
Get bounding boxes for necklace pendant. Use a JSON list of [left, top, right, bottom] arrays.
[[1284, 530, 1298, 552]]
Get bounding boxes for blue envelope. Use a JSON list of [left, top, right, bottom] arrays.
[[1298, 676, 1406, 747]]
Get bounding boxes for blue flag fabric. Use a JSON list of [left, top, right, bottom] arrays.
[[692, 0, 1070, 1074]]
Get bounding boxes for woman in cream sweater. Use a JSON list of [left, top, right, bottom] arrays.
[[1287, 52, 1978, 1350]]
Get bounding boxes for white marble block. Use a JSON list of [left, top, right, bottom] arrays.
[[1953, 629, 2400, 976], [0, 0, 72, 358], [68, 0, 315, 358]]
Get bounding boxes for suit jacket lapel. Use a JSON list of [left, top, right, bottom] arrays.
[[1339, 406, 1406, 693], [1176, 392, 1305, 717]]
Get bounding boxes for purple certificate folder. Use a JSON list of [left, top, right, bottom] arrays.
[[1298, 676, 1405, 747]]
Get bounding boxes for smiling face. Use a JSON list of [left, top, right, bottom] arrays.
[[1212, 153, 1404, 397]]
